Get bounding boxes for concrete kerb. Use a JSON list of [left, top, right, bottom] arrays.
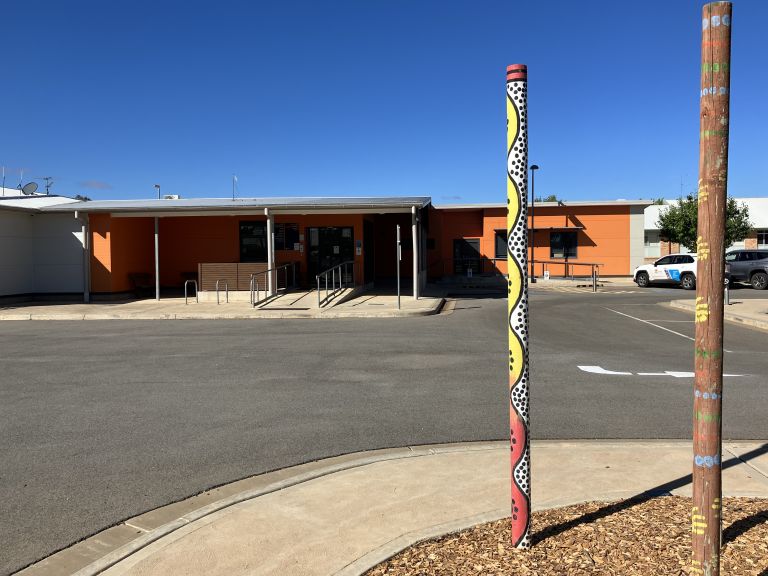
[[20, 439, 768, 576], [20, 442, 502, 576], [0, 298, 445, 321], [666, 299, 768, 332]]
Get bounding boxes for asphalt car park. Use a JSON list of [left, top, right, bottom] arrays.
[[0, 288, 766, 574]]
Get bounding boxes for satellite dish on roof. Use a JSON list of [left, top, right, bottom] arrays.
[[21, 182, 38, 195]]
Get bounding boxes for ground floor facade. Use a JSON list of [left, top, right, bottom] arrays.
[[2, 195, 656, 299], [19, 193, 768, 300]]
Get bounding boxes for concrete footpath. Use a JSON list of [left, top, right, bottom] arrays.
[[0, 293, 444, 320], [20, 440, 768, 576], [669, 297, 768, 331]]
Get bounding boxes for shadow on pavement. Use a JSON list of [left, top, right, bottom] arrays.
[[533, 443, 768, 546]]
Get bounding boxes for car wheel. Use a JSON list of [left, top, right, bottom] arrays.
[[751, 272, 768, 290], [636, 272, 650, 287], [681, 273, 696, 290]]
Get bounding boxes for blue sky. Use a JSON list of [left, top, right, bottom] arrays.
[[3, 0, 766, 203]]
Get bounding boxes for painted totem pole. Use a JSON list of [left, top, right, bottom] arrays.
[[506, 63, 531, 549], [692, 3, 731, 576]]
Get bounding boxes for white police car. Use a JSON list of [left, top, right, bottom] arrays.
[[634, 253, 697, 290]]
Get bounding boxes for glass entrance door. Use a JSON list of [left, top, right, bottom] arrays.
[[307, 227, 355, 283]]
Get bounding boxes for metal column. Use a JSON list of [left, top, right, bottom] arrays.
[[154, 217, 160, 301], [412, 206, 418, 299], [265, 208, 274, 296], [83, 214, 90, 303]]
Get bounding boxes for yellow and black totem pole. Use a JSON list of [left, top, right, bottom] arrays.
[[506, 63, 531, 549]]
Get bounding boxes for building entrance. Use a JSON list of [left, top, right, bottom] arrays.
[[307, 227, 355, 284]]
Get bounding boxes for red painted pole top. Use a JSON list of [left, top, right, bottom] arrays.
[[506, 64, 527, 81]]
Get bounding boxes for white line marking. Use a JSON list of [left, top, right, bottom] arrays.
[[580, 367, 746, 378], [603, 307, 732, 353], [124, 521, 150, 533], [577, 365, 632, 375]]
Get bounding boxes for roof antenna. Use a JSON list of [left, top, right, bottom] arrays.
[[2, 166, 5, 196], [232, 174, 238, 201], [17, 168, 24, 189], [40, 176, 53, 195]]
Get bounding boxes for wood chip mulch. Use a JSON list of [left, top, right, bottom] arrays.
[[366, 496, 768, 575]]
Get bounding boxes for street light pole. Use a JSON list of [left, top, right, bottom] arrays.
[[529, 165, 539, 283]]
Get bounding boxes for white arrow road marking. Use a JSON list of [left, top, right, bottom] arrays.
[[577, 365, 632, 375], [637, 371, 695, 378], [579, 366, 746, 378]]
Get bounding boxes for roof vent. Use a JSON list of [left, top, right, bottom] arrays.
[[163, 194, 180, 200]]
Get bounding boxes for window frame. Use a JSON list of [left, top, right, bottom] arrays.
[[549, 230, 578, 259], [494, 229, 507, 259]]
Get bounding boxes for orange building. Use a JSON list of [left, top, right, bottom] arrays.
[[428, 200, 649, 279], [42, 197, 650, 299]]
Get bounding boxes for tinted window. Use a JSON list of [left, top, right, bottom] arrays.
[[675, 255, 694, 264], [550, 231, 578, 259], [239, 221, 267, 262], [656, 256, 674, 265], [494, 230, 507, 259], [756, 251, 768, 261]]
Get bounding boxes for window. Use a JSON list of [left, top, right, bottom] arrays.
[[494, 230, 507, 259], [274, 223, 300, 250], [550, 231, 577, 259], [655, 255, 675, 266], [725, 252, 737, 262], [239, 221, 267, 262], [758, 230, 768, 248], [674, 255, 695, 264], [644, 231, 661, 258]]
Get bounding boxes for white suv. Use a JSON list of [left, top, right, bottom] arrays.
[[634, 253, 698, 290]]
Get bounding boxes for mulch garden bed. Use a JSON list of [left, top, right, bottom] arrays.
[[366, 496, 767, 575]]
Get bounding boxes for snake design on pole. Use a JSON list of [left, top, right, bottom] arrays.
[[506, 63, 531, 549]]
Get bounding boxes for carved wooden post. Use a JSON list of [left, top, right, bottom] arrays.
[[506, 63, 531, 549], [692, 3, 731, 575]]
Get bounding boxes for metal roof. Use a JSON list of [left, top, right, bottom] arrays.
[[42, 196, 432, 215], [0, 195, 81, 212], [434, 200, 654, 210]]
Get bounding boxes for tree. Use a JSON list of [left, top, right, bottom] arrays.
[[74, 194, 91, 201], [536, 194, 560, 203], [657, 194, 751, 252]]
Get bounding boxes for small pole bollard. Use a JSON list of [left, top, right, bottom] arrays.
[[724, 277, 730, 306]]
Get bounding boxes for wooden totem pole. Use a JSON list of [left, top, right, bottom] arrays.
[[692, 3, 732, 575]]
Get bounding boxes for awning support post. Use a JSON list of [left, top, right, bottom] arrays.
[[266, 208, 274, 296], [154, 217, 160, 300], [412, 206, 418, 300]]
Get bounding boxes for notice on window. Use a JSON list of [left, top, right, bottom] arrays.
[[333, 245, 340, 254], [293, 243, 301, 251]]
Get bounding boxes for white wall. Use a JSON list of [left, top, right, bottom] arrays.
[[0, 210, 35, 295], [0, 210, 84, 296], [31, 214, 84, 293]]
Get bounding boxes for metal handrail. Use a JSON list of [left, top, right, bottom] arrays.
[[184, 280, 199, 305], [215, 279, 229, 304], [316, 260, 355, 308], [250, 262, 298, 307]]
